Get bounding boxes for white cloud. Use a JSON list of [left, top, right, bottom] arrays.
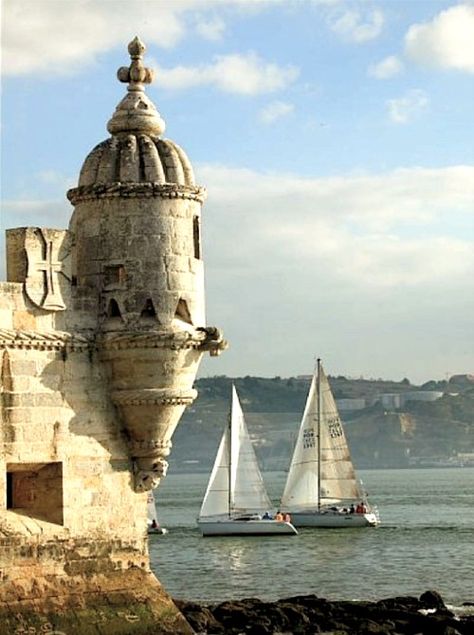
[[2, 0, 189, 75], [259, 101, 294, 124], [154, 53, 299, 95], [35, 170, 75, 189], [1, 199, 71, 231], [311, 0, 343, 5], [197, 163, 474, 287], [3, 164, 473, 382], [5, 164, 472, 290], [1, 0, 275, 77], [196, 15, 226, 41], [405, 3, 474, 73], [368, 55, 403, 79], [329, 8, 384, 43], [386, 89, 429, 124]]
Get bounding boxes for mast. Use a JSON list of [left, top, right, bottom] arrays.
[[317, 358, 322, 512], [228, 387, 233, 518]]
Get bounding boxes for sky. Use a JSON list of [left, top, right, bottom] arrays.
[[1, 0, 473, 384]]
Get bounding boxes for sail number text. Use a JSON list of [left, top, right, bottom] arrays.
[[303, 429, 316, 449], [328, 417, 343, 438]]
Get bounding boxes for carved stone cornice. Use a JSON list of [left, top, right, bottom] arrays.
[[99, 326, 227, 355], [0, 329, 91, 352], [111, 387, 197, 407], [129, 439, 171, 454], [67, 182, 206, 205]]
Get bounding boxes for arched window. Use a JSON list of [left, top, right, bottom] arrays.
[[107, 299, 122, 318]]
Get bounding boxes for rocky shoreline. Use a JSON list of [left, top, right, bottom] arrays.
[[174, 590, 474, 634]]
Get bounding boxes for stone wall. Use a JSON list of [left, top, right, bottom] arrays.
[[0, 282, 193, 633]]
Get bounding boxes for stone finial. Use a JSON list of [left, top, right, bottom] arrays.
[[117, 36, 154, 92], [107, 37, 165, 137]]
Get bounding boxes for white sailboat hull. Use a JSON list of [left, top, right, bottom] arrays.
[[198, 518, 298, 536], [147, 525, 168, 535], [290, 510, 379, 528]]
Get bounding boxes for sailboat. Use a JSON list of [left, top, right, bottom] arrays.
[[281, 359, 380, 528], [147, 491, 167, 535], [198, 385, 297, 536]]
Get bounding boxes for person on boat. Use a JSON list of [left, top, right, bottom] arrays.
[[151, 519, 158, 529], [284, 512, 291, 523], [262, 511, 272, 520], [275, 511, 283, 522], [349, 504, 355, 514]]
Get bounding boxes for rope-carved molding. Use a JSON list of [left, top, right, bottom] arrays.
[[99, 326, 227, 355], [111, 387, 197, 407], [129, 438, 172, 454], [0, 327, 226, 355], [0, 329, 91, 352], [67, 182, 206, 205]]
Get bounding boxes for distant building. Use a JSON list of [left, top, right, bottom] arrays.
[[336, 398, 366, 411], [402, 391, 443, 403], [372, 391, 443, 410]]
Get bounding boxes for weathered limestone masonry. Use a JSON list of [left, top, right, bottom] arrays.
[[0, 38, 226, 634]]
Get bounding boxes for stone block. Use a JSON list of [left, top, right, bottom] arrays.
[[10, 359, 38, 376]]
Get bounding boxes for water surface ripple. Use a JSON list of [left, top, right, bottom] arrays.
[[150, 468, 474, 605]]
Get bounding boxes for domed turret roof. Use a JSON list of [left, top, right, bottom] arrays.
[[75, 37, 195, 189], [78, 136, 195, 187]]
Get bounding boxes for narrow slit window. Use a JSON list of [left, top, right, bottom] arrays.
[[193, 216, 201, 259], [6, 472, 13, 509]]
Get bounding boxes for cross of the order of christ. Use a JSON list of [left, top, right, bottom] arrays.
[[24, 228, 71, 311]]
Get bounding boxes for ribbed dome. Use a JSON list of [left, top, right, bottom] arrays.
[[74, 38, 196, 189], [78, 135, 195, 187]]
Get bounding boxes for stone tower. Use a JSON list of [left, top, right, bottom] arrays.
[[0, 38, 225, 634]]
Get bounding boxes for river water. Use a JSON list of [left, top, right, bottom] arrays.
[[150, 468, 474, 608]]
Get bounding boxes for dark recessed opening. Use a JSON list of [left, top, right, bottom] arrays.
[[193, 216, 201, 259], [175, 298, 192, 324], [140, 298, 157, 318], [6, 462, 64, 525], [108, 299, 122, 318], [6, 472, 13, 509], [104, 264, 126, 286]]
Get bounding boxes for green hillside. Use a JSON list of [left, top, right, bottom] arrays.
[[169, 374, 474, 472]]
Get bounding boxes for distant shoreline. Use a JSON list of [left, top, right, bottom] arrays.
[[169, 464, 474, 474]]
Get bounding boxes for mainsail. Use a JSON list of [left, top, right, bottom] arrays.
[[199, 385, 272, 518], [281, 363, 363, 510]]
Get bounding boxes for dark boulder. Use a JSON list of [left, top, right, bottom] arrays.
[[174, 600, 224, 634], [420, 590, 450, 611], [174, 590, 473, 635]]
